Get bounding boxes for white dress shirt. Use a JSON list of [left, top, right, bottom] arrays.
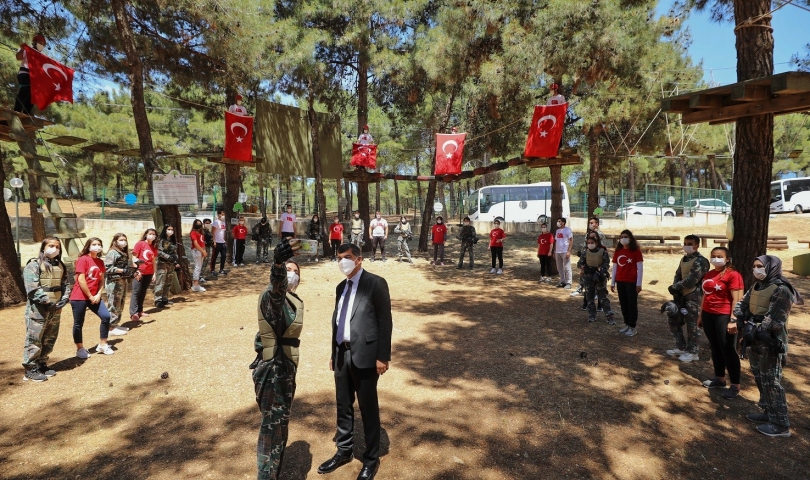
[[337, 268, 363, 343]]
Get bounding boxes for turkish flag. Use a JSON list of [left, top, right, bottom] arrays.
[[434, 133, 466, 175], [524, 103, 567, 158], [24, 45, 74, 111], [224, 111, 254, 161], [351, 143, 377, 169]]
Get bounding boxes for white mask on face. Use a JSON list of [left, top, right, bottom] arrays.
[[117, 240, 128, 248], [338, 258, 357, 276], [683, 245, 695, 254], [44, 246, 59, 258], [147, 234, 156, 241], [753, 267, 767, 280], [166, 230, 174, 237], [557, 222, 563, 228], [90, 245, 103, 253], [587, 243, 597, 250], [620, 238, 630, 246], [710, 257, 726, 267], [286, 271, 300, 291], [541, 227, 547, 232]]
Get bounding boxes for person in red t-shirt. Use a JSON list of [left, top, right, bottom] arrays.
[[431, 216, 448, 265], [190, 219, 207, 292], [329, 216, 344, 261], [536, 222, 554, 282], [130, 228, 158, 322], [488, 220, 507, 274], [611, 229, 644, 337], [69, 237, 114, 358], [697, 246, 744, 398], [232, 217, 249, 266]]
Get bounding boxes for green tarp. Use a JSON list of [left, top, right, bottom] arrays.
[[254, 100, 344, 179]]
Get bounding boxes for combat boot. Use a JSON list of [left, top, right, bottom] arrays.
[[37, 363, 56, 377], [23, 367, 48, 382]]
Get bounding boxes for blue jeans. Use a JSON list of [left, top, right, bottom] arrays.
[[70, 299, 111, 344]]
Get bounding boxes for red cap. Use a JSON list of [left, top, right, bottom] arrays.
[[33, 34, 46, 46], [363, 125, 369, 130], [236, 94, 243, 101], [550, 83, 560, 91]]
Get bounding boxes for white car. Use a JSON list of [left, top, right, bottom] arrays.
[[684, 198, 731, 216], [616, 201, 676, 218]]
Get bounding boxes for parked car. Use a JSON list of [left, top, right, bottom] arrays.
[[616, 201, 676, 219], [684, 198, 731, 216]]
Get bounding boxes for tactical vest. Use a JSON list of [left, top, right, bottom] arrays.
[[351, 219, 363, 234], [585, 249, 603, 268], [258, 292, 304, 367], [39, 260, 64, 303], [750, 284, 778, 316], [680, 257, 698, 295]]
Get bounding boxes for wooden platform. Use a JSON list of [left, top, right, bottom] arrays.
[[661, 71, 810, 125]]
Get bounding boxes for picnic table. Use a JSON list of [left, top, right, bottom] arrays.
[[699, 234, 727, 248], [604, 234, 680, 248]]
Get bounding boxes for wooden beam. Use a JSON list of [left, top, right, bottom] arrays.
[[661, 98, 692, 113], [682, 91, 810, 125], [730, 84, 771, 102], [689, 94, 725, 109], [771, 72, 810, 95], [526, 155, 582, 168], [207, 156, 257, 167]]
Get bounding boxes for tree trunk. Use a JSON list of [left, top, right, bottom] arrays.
[[26, 171, 45, 242], [628, 158, 635, 200], [375, 181, 381, 211], [448, 181, 455, 221], [586, 125, 602, 217], [415, 155, 422, 200], [678, 155, 688, 187], [730, 0, 774, 287], [707, 156, 719, 190], [394, 180, 400, 215], [224, 164, 240, 264], [0, 152, 26, 306], [308, 90, 331, 259], [356, 35, 372, 253]]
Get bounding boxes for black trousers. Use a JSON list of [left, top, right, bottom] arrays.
[[234, 239, 245, 264], [15, 71, 33, 114], [334, 347, 381, 466], [490, 247, 503, 268], [211, 242, 226, 271], [129, 273, 153, 316], [702, 311, 741, 384], [538, 255, 552, 276], [330, 239, 341, 258], [616, 281, 639, 327]]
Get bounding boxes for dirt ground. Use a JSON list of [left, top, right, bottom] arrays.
[[1, 213, 809, 479]]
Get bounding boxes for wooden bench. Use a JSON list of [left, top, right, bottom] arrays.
[[799, 239, 810, 248], [638, 243, 681, 254], [713, 239, 789, 250]]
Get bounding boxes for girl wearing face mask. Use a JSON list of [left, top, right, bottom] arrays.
[[536, 223, 554, 282], [610, 230, 643, 336], [431, 216, 447, 266], [130, 228, 158, 321], [251, 239, 304, 478], [154, 223, 180, 308], [329, 216, 344, 261], [734, 255, 803, 437], [70, 237, 114, 357], [576, 233, 614, 323], [696, 247, 744, 398], [190, 220, 207, 291], [307, 214, 322, 262], [488, 220, 507, 274], [104, 233, 136, 336], [21, 237, 70, 381]]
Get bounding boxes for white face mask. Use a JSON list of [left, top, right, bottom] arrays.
[[557, 222, 563, 228], [753, 267, 767, 280], [437, 220, 443, 224], [620, 238, 630, 246], [587, 243, 596, 250], [710, 257, 726, 267], [286, 271, 300, 290], [44, 246, 59, 258], [541, 227, 547, 232], [683, 245, 695, 254], [147, 234, 156, 241], [354, 215, 359, 219], [117, 240, 128, 248], [338, 258, 357, 276], [376, 215, 381, 219], [166, 230, 174, 237], [89, 245, 103, 253]]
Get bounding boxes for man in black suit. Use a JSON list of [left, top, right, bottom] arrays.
[[318, 243, 392, 480]]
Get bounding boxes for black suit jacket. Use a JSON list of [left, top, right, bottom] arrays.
[[331, 269, 393, 369]]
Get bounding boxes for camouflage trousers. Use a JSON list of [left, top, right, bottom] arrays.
[[22, 305, 61, 368], [750, 344, 790, 427], [458, 241, 474, 267], [582, 274, 612, 318], [153, 264, 171, 304], [106, 279, 128, 326], [256, 240, 270, 262], [350, 232, 363, 247], [253, 358, 297, 480], [397, 237, 412, 262], [668, 291, 701, 354]]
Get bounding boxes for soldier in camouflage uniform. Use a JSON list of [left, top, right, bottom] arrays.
[[154, 223, 180, 308], [253, 216, 273, 264], [666, 234, 709, 363], [457, 216, 477, 269], [577, 232, 614, 323], [735, 255, 803, 437], [394, 216, 414, 264], [350, 210, 364, 248], [105, 233, 137, 336], [22, 237, 71, 382], [250, 239, 303, 479]]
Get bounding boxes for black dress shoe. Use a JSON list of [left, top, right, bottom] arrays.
[[317, 452, 353, 474], [357, 461, 379, 480]]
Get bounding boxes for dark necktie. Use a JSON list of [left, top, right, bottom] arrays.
[[335, 280, 353, 343]]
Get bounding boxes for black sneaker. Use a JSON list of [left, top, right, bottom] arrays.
[[606, 315, 616, 325], [721, 387, 740, 399], [757, 423, 791, 437], [580, 305, 588, 311], [38, 364, 56, 377], [556, 283, 566, 288], [219, 270, 227, 275], [23, 367, 47, 382], [746, 412, 769, 423], [211, 271, 219, 277]]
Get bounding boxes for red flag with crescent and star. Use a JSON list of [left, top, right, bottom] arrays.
[[524, 103, 567, 158], [224, 111, 254, 161], [434, 133, 466, 175], [351, 143, 377, 169], [24, 45, 74, 111]]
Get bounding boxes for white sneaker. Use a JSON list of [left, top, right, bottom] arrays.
[[192, 285, 206, 292], [569, 290, 582, 297], [666, 348, 686, 357], [679, 352, 698, 363], [496, 268, 503, 275], [76, 348, 89, 359], [489, 268, 497, 274], [96, 344, 115, 355], [625, 328, 637, 337], [110, 327, 128, 336], [239, 263, 245, 267], [199, 278, 207, 283], [564, 284, 572, 290], [618, 326, 630, 334]]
